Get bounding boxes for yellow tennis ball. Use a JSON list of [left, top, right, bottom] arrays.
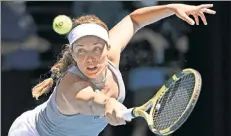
[[53, 15, 72, 35]]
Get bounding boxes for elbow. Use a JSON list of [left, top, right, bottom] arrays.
[[73, 97, 95, 115], [74, 91, 109, 115], [129, 12, 143, 32], [87, 97, 96, 114], [87, 95, 107, 115]]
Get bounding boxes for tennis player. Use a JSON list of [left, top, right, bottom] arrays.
[[8, 3, 215, 136]]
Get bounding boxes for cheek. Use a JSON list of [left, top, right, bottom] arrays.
[[74, 56, 85, 65], [76, 61, 85, 72], [102, 48, 109, 57], [99, 51, 108, 62], [77, 57, 85, 64]]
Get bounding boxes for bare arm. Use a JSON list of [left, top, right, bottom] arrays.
[[108, 4, 215, 66], [58, 75, 128, 125], [57, 73, 120, 116], [66, 81, 112, 115], [130, 5, 174, 30], [108, 5, 174, 66]]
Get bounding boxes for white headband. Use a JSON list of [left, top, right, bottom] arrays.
[[68, 23, 109, 46]]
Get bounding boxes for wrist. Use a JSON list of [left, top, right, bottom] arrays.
[[106, 97, 116, 104], [165, 4, 178, 14], [104, 97, 116, 114], [105, 97, 117, 109]]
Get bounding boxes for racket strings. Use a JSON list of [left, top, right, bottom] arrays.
[[152, 73, 195, 130]]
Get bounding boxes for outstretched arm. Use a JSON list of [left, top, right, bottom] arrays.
[[108, 3, 216, 66]]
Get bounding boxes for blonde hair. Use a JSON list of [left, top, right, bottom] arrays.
[[32, 15, 109, 99]]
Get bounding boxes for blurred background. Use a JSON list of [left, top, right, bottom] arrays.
[[1, 1, 231, 136]]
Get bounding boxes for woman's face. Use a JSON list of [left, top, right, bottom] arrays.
[[71, 35, 109, 78]]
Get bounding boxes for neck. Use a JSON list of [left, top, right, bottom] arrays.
[[90, 65, 108, 85]]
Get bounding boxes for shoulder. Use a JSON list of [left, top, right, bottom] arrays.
[[107, 15, 137, 66], [107, 59, 120, 69], [58, 72, 92, 96], [55, 72, 95, 114]]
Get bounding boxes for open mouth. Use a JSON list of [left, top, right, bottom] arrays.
[[87, 66, 98, 71]]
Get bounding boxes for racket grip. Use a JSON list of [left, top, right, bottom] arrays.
[[122, 108, 135, 121]]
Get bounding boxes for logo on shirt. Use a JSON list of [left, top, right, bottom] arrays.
[[94, 116, 100, 119]]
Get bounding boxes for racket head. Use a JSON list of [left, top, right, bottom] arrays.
[[132, 68, 202, 135], [150, 68, 202, 135]]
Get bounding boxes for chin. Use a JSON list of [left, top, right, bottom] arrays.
[[83, 70, 101, 79], [85, 73, 98, 79]]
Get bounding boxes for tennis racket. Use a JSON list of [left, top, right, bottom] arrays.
[[123, 68, 202, 135]]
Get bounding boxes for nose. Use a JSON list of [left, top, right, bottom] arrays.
[[86, 55, 96, 63]]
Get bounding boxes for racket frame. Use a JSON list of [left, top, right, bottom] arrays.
[[131, 68, 202, 135]]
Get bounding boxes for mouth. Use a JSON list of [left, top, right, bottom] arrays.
[[86, 66, 98, 71]]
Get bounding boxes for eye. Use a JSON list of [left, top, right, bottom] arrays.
[[77, 49, 86, 54], [95, 47, 103, 53]]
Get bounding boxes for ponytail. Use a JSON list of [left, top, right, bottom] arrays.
[[32, 45, 75, 100]]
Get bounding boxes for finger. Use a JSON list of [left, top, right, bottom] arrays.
[[111, 110, 122, 125], [115, 116, 126, 125], [105, 110, 115, 121], [104, 108, 113, 116], [198, 12, 207, 25], [105, 114, 117, 126], [115, 113, 126, 125], [117, 118, 126, 125], [112, 110, 125, 125], [177, 10, 195, 25], [198, 4, 213, 9], [104, 113, 113, 121], [104, 116, 111, 123], [111, 109, 125, 125], [104, 116, 112, 124], [193, 14, 199, 25], [201, 8, 216, 14]]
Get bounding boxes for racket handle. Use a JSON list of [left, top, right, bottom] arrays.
[[122, 108, 135, 121]]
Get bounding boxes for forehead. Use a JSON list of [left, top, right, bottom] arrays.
[[72, 35, 106, 46]]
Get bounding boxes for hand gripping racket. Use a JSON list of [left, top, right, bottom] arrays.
[[123, 68, 202, 135]]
